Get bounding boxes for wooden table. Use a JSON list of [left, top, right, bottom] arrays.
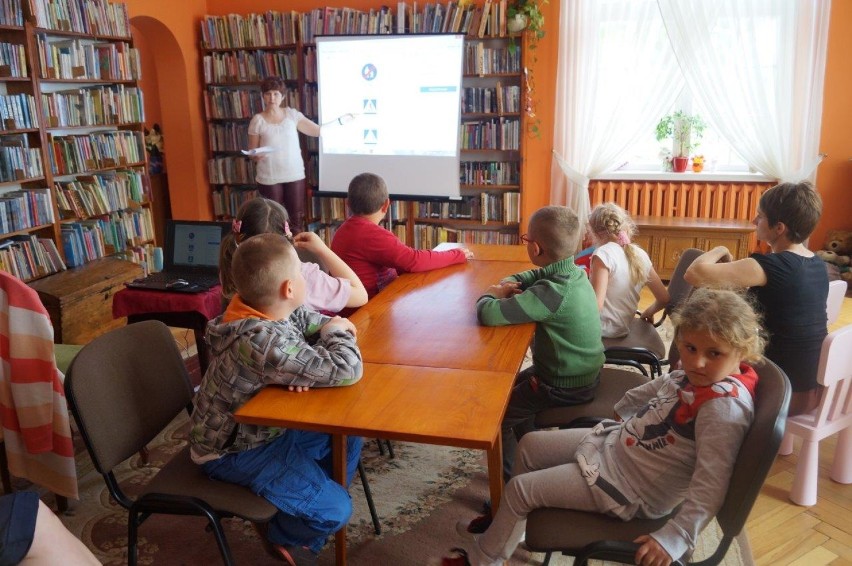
[[348, 259, 535, 372], [434, 242, 531, 263], [234, 255, 536, 565]]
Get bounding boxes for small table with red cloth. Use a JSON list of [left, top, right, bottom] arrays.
[[112, 286, 224, 375]]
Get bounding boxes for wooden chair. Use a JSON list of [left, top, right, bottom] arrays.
[[786, 323, 852, 506], [525, 358, 791, 566], [65, 320, 277, 566], [603, 248, 703, 377]]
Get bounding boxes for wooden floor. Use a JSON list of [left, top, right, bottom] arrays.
[[638, 287, 852, 565]]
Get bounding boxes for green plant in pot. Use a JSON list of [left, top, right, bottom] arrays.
[[508, 0, 546, 49], [655, 110, 705, 172]]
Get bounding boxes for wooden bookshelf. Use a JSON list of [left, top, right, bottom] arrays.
[[0, 0, 156, 282], [199, 3, 525, 247]]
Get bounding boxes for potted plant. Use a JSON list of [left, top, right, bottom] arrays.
[[655, 111, 705, 172], [508, 0, 546, 50]]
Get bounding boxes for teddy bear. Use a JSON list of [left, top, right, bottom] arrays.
[[816, 229, 852, 284]]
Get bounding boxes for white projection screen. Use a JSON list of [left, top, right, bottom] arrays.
[[315, 34, 464, 199]]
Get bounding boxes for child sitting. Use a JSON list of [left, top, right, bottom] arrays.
[[476, 205, 605, 486], [588, 202, 669, 337], [443, 287, 765, 566], [190, 232, 363, 565], [331, 172, 473, 298], [220, 197, 368, 313]]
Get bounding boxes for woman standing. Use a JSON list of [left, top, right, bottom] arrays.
[[247, 76, 320, 234]]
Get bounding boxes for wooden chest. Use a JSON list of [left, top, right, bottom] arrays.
[[632, 216, 756, 280], [28, 257, 143, 344]]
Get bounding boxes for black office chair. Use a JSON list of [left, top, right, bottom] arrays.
[[603, 248, 703, 377], [65, 320, 281, 565], [525, 358, 791, 566]]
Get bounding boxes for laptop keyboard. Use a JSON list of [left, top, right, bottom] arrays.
[[145, 272, 221, 288]]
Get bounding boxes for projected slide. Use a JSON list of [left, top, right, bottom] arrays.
[[318, 35, 463, 157], [316, 34, 465, 199]]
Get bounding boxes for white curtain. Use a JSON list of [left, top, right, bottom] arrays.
[[656, 0, 831, 181], [550, 0, 683, 228]]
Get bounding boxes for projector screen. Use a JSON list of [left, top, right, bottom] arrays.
[[315, 34, 464, 200]]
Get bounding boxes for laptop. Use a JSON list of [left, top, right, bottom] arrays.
[[126, 220, 230, 293]]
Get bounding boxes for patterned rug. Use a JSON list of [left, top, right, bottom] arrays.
[[43, 406, 752, 566]]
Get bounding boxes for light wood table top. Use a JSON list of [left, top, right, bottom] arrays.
[[349, 259, 535, 373], [235, 363, 516, 449], [434, 242, 532, 263]]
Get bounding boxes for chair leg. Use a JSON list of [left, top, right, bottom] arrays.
[[830, 426, 852, 484], [541, 551, 552, 565], [790, 438, 820, 506], [778, 431, 795, 456], [376, 438, 385, 456], [385, 440, 395, 459], [208, 517, 236, 566], [358, 459, 381, 535], [128, 509, 140, 566]]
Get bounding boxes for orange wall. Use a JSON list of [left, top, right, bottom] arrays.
[[126, 1, 849, 239], [811, 0, 852, 250]]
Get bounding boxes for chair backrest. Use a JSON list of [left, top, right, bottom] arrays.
[[827, 280, 847, 327], [65, 320, 193, 475], [714, 358, 790, 542], [663, 248, 703, 316], [812, 324, 852, 428]]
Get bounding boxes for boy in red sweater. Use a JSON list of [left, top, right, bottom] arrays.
[[331, 173, 473, 298]]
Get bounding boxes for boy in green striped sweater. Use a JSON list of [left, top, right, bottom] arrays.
[[476, 206, 605, 485]]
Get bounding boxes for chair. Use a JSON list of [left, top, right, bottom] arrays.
[[525, 358, 791, 566], [534, 368, 650, 430], [603, 248, 703, 377], [64, 320, 278, 566], [785, 323, 852, 506], [778, 279, 848, 456]]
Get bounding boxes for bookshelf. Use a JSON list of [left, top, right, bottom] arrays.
[[0, 0, 155, 282], [199, 2, 524, 247]]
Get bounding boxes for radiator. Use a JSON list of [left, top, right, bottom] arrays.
[[588, 180, 776, 222]]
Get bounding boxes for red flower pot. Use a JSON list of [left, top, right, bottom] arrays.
[[672, 156, 689, 172]]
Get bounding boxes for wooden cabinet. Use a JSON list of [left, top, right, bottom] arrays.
[[632, 215, 755, 280], [28, 256, 142, 344]]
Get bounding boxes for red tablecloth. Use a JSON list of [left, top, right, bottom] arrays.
[[112, 286, 224, 320]]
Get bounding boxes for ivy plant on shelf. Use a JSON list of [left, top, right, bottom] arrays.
[[655, 111, 706, 172], [508, 0, 548, 138]]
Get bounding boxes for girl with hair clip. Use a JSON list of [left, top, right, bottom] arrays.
[[220, 198, 368, 313], [588, 203, 669, 338], [442, 288, 766, 566]]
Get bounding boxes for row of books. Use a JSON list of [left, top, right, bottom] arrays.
[[28, 0, 131, 38], [459, 117, 521, 150], [211, 186, 259, 218], [41, 85, 144, 128], [208, 156, 256, 185], [416, 190, 520, 224], [60, 207, 154, 267], [0, 142, 43, 182], [36, 36, 141, 81], [203, 50, 299, 84], [412, 223, 518, 249], [0, 93, 38, 130], [0, 234, 65, 280], [61, 220, 106, 267], [461, 84, 522, 114], [464, 42, 522, 76], [48, 130, 145, 176], [122, 243, 162, 277], [0, 0, 24, 27], [208, 122, 251, 153], [203, 86, 266, 120], [200, 1, 518, 51], [460, 160, 520, 186], [200, 11, 300, 50], [0, 187, 54, 235], [54, 167, 149, 219], [0, 41, 28, 78]]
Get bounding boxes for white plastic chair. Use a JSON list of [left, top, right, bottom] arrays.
[[785, 323, 852, 506], [779, 279, 848, 455]]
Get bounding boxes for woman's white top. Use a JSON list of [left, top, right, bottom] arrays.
[[248, 108, 306, 184], [593, 241, 652, 338]]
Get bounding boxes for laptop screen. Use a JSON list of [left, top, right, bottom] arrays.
[[166, 220, 229, 274]]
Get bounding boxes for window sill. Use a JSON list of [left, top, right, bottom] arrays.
[[594, 171, 776, 183]]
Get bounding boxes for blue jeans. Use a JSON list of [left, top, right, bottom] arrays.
[[203, 431, 363, 553]]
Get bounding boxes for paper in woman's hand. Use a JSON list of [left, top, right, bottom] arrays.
[[241, 146, 280, 156]]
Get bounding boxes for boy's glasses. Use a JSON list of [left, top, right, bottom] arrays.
[[520, 233, 531, 244]]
